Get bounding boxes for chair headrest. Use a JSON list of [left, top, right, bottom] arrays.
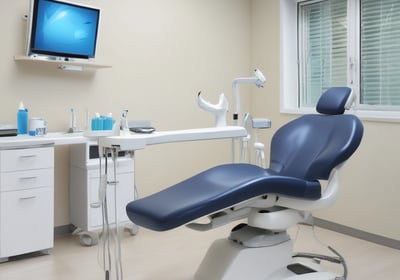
[[316, 87, 354, 115]]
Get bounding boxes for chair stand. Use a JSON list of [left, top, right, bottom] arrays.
[[194, 224, 337, 280]]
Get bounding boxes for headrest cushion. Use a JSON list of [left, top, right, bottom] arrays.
[[316, 87, 353, 115]]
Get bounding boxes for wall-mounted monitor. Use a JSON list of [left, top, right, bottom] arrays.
[[26, 0, 100, 60]]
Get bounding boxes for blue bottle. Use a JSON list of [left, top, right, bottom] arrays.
[[98, 116, 105, 130], [103, 113, 114, 130], [17, 102, 28, 134], [91, 113, 104, 130]]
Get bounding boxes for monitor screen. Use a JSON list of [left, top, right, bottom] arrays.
[[27, 0, 100, 60]]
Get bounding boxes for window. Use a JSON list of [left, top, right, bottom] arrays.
[[298, 0, 348, 108], [360, 0, 400, 107], [281, 0, 400, 120]]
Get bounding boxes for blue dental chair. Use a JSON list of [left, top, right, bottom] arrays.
[[126, 87, 363, 279]]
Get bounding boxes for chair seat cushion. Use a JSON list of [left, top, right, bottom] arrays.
[[126, 163, 321, 231]]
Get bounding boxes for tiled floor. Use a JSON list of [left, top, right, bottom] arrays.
[[0, 224, 399, 279]]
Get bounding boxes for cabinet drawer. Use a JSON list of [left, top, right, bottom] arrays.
[[0, 147, 54, 172], [0, 187, 54, 257], [86, 158, 134, 172], [88, 172, 135, 229], [0, 169, 53, 192]]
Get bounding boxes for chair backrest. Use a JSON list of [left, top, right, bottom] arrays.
[[268, 87, 363, 180]]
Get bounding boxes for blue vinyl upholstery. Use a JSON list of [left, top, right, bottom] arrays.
[[126, 87, 363, 231], [269, 114, 362, 180], [316, 87, 352, 115]]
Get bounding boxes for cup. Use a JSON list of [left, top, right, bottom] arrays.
[[29, 117, 48, 136]]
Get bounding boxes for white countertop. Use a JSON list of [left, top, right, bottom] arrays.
[[0, 126, 247, 150], [0, 132, 86, 149]]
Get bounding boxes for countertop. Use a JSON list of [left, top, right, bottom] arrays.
[[0, 132, 86, 149], [0, 126, 247, 150]]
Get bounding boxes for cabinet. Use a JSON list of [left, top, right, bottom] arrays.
[[0, 146, 54, 262], [70, 143, 136, 246]]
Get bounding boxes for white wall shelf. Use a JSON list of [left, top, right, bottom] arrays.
[[14, 55, 111, 71]]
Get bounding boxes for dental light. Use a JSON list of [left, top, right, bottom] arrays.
[[197, 91, 229, 127], [232, 68, 266, 125]]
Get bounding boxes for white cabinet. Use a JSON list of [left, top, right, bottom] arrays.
[[0, 146, 54, 262], [86, 169, 135, 229], [70, 143, 136, 245]]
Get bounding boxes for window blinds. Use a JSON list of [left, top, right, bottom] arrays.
[[298, 0, 348, 107], [360, 0, 400, 106]]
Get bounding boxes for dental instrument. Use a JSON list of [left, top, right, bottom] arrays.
[[124, 87, 363, 280], [197, 91, 229, 127], [68, 108, 84, 133], [231, 68, 266, 163], [252, 118, 271, 168], [232, 68, 266, 125], [239, 113, 271, 167], [240, 112, 252, 163], [97, 147, 124, 280], [120, 109, 129, 136], [69, 108, 76, 132]]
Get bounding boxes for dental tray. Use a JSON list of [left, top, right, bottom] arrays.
[[0, 125, 17, 137], [130, 127, 155, 134]]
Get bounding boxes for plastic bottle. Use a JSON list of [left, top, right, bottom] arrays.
[[103, 113, 113, 130], [98, 115, 105, 130], [17, 102, 28, 134], [91, 113, 101, 130]]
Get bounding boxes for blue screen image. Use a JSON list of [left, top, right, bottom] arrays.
[[33, 0, 99, 58]]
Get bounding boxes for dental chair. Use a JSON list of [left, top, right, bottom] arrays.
[[126, 87, 363, 280]]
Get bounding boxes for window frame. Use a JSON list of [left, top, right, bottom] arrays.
[[280, 0, 400, 121]]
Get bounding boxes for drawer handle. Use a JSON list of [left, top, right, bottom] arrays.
[[107, 180, 119, 185], [19, 155, 38, 158], [90, 202, 101, 208], [19, 176, 37, 180], [20, 196, 37, 200]]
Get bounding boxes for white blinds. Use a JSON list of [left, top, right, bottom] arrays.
[[360, 0, 400, 106], [298, 0, 348, 107]]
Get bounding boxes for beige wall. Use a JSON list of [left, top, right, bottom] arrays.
[[251, 0, 400, 241], [2, 0, 252, 227], [2, 0, 399, 241]]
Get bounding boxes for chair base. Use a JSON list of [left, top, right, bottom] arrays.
[[194, 228, 338, 280]]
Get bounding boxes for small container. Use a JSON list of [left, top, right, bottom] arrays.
[[29, 117, 47, 136], [91, 113, 102, 130], [103, 113, 113, 130], [98, 116, 105, 130], [17, 102, 28, 135]]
